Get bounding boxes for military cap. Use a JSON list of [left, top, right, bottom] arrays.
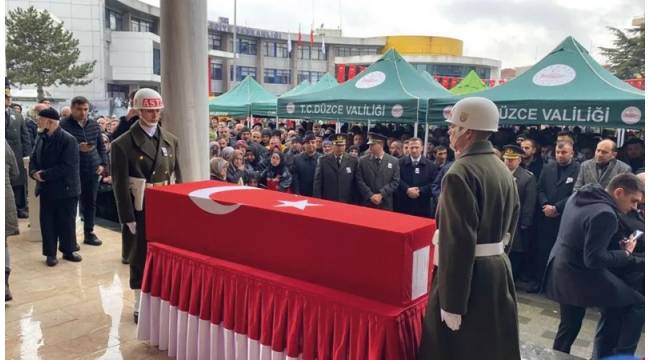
[[502, 144, 525, 160], [367, 132, 387, 145], [333, 133, 347, 146]]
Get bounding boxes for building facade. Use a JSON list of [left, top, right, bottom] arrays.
[[6, 0, 501, 116]]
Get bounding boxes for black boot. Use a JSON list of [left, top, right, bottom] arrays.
[[5, 269, 12, 302]]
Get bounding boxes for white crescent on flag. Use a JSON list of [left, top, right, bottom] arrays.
[[188, 186, 261, 215]]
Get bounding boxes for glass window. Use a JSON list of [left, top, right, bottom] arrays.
[[208, 32, 222, 50], [130, 17, 153, 33], [297, 71, 322, 83], [105, 8, 122, 30], [153, 48, 161, 75], [231, 66, 257, 81], [264, 69, 290, 84], [238, 38, 257, 55], [276, 43, 289, 58], [211, 63, 223, 80]]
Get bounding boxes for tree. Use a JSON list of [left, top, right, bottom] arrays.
[[600, 23, 645, 79], [6, 6, 96, 101]]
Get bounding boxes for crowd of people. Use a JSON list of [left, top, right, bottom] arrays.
[[5, 88, 645, 357]]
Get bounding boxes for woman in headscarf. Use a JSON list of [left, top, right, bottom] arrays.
[[226, 150, 256, 185], [260, 148, 292, 192], [210, 157, 229, 181]]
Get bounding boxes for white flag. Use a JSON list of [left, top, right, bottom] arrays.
[[321, 35, 326, 54], [287, 32, 292, 54]]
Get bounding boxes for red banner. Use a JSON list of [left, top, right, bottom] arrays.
[[348, 65, 357, 80], [336, 64, 345, 83], [441, 77, 450, 89], [358, 65, 367, 74]]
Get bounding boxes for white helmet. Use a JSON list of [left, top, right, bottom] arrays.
[[133, 88, 164, 110], [446, 97, 499, 132]]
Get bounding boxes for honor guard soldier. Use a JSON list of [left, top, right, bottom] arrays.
[[356, 132, 400, 211], [502, 144, 537, 281], [313, 134, 358, 204], [111, 88, 182, 324], [418, 97, 521, 360]]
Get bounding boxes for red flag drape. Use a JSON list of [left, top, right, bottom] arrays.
[[336, 64, 345, 83]]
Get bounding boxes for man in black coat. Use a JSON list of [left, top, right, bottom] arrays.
[[29, 108, 82, 266], [521, 137, 544, 179], [292, 133, 321, 196], [395, 138, 436, 217], [5, 89, 33, 218], [543, 173, 644, 358], [110, 90, 139, 141], [313, 134, 358, 204], [530, 141, 580, 291], [502, 145, 537, 281], [356, 133, 400, 211], [60, 96, 106, 246]]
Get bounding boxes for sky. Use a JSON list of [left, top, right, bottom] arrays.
[[144, 0, 644, 68]]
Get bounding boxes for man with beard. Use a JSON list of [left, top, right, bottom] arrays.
[[574, 139, 631, 190], [111, 88, 182, 324], [520, 137, 544, 179], [419, 97, 520, 360]]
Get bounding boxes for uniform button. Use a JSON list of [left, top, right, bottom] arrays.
[[139, 156, 144, 160], [152, 171, 156, 175]]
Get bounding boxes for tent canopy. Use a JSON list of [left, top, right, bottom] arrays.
[[301, 73, 339, 95], [449, 70, 488, 95], [277, 48, 453, 123], [250, 80, 312, 117], [208, 76, 276, 117], [429, 36, 645, 129]]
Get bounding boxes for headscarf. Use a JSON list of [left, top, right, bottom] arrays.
[[210, 157, 228, 181]]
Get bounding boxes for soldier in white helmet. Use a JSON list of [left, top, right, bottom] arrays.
[[110, 88, 182, 324], [418, 97, 521, 359]]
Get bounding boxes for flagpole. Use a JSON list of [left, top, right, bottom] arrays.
[[232, 0, 237, 89]]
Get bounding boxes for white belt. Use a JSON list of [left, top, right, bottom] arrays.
[[433, 231, 509, 266]]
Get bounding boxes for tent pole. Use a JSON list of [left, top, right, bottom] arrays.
[[414, 121, 418, 137], [367, 119, 371, 136], [424, 123, 429, 151]]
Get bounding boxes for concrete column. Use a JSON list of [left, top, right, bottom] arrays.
[[257, 40, 264, 84], [290, 45, 298, 86], [223, 33, 234, 88], [160, 0, 209, 181], [326, 44, 336, 75]]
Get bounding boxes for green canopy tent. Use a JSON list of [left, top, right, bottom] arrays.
[[419, 70, 449, 92], [208, 76, 276, 117], [300, 73, 339, 95], [277, 49, 453, 133], [449, 70, 488, 95], [428, 36, 645, 129], [250, 80, 311, 117]]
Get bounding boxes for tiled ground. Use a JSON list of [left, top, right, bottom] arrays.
[[4, 218, 644, 359]]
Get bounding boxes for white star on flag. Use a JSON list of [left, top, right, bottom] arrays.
[[275, 200, 321, 210]]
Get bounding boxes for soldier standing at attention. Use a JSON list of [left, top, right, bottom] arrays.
[[418, 97, 521, 360], [111, 88, 182, 324], [313, 133, 358, 204], [356, 133, 400, 211]]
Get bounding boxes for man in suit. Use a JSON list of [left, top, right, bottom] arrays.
[[5, 89, 33, 219], [356, 133, 400, 211], [419, 97, 520, 360], [29, 108, 82, 266], [502, 145, 536, 282], [313, 134, 358, 204], [521, 137, 544, 179], [395, 138, 436, 217], [544, 173, 644, 358], [574, 139, 632, 191], [528, 141, 580, 292], [111, 88, 182, 323], [292, 133, 321, 196]]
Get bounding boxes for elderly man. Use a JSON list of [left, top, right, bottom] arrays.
[[419, 97, 521, 360], [574, 139, 631, 191], [5, 89, 33, 219]]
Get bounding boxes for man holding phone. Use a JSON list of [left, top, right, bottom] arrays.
[[543, 173, 644, 358]]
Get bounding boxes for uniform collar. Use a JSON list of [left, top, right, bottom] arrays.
[[459, 140, 495, 158]]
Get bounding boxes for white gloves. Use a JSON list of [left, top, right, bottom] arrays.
[[441, 309, 462, 331], [126, 222, 137, 235]]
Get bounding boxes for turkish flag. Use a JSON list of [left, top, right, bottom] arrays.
[[441, 77, 449, 88], [348, 65, 357, 80], [145, 181, 436, 306], [336, 64, 345, 83], [310, 29, 314, 46]]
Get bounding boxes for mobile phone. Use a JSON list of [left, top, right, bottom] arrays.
[[630, 230, 644, 242]]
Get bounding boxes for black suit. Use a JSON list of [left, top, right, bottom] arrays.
[[535, 160, 580, 284], [29, 127, 81, 257], [395, 156, 436, 217], [292, 152, 321, 196], [313, 153, 358, 204], [509, 167, 537, 281], [543, 185, 644, 357]]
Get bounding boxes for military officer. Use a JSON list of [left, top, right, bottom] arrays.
[[111, 88, 182, 324], [5, 88, 33, 218], [502, 144, 537, 282], [418, 97, 521, 360], [356, 132, 400, 211], [313, 134, 358, 204]]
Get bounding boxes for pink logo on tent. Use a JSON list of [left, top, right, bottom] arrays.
[[355, 71, 386, 89], [286, 103, 296, 114], [621, 106, 642, 125], [391, 104, 404, 118], [532, 64, 576, 87]]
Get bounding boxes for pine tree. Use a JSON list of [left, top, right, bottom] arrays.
[[600, 23, 645, 79], [6, 6, 96, 101]]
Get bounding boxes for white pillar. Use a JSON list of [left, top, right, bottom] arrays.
[[160, 0, 209, 181]]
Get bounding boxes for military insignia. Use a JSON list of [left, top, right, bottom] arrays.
[[139, 155, 144, 160], [10, 114, 15, 120], [415, 168, 420, 174], [459, 112, 469, 122], [346, 167, 352, 174], [161, 147, 168, 156], [566, 177, 574, 184], [387, 163, 393, 169]]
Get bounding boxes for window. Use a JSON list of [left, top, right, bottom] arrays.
[[153, 48, 160, 75], [208, 32, 222, 50], [264, 69, 290, 84], [237, 38, 257, 55], [263, 42, 289, 58], [105, 8, 122, 30], [336, 47, 377, 57], [211, 63, 223, 80], [299, 46, 326, 60], [231, 66, 257, 81], [298, 71, 323, 83], [130, 17, 153, 33]]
